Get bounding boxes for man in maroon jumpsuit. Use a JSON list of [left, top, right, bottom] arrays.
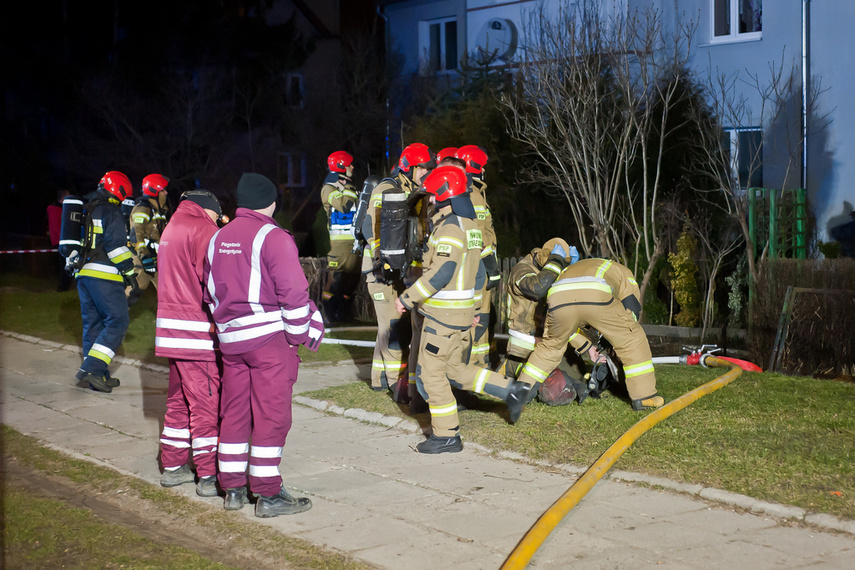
[[155, 190, 223, 497], [205, 172, 323, 518]]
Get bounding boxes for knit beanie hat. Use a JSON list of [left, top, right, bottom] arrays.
[[237, 172, 277, 210], [180, 190, 221, 216]]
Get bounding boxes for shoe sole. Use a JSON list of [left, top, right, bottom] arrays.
[[255, 503, 312, 517], [416, 443, 463, 454], [88, 382, 112, 393], [160, 478, 195, 487]]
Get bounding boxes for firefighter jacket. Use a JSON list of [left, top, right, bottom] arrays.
[[360, 172, 418, 273], [399, 207, 486, 330], [561, 258, 642, 355], [131, 194, 170, 255], [320, 173, 358, 247], [469, 178, 499, 281], [506, 248, 568, 353], [154, 200, 219, 361], [204, 208, 322, 355], [77, 190, 135, 283]]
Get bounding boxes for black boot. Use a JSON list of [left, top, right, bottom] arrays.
[[224, 487, 249, 511], [82, 372, 112, 393], [255, 486, 312, 517], [416, 434, 463, 454], [505, 381, 530, 424]]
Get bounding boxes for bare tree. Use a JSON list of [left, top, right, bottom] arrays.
[[500, 0, 697, 303]]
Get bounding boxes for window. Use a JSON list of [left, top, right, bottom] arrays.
[[420, 17, 458, 73], [278, 152, 306, 188], [286, 73, 304, 109], [723, 128, 763, 191], [712, 0, 762, 43]]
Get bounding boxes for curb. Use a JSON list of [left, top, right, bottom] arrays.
[[4, 330, 853, 538]]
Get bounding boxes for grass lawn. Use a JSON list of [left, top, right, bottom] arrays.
[[3, 271, 854, 522]]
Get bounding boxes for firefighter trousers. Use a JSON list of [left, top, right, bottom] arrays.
[[217, 334, 299, 496], [77, 276, 130, 378], [416, 319, 514, 438], [160, 359, 222, 477], [366, 275, 409, 388], [520, 299, 656, 401], [324, 244, 360, 322], [469, 287, 492, 367]]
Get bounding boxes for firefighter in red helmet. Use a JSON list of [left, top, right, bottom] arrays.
[[394, 166, 528, 453], [320, 151, 360, 323], [74, 171, 137, 393], [127, 173, 172, 306], [361, 143, 435, 403], [455, 145, 500, 367]]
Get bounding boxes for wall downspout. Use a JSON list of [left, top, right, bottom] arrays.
[[802, 0, 810, 191], [376, 5, 391, 169]]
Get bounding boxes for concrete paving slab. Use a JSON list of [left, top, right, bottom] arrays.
[[2, 332, 853, 570]]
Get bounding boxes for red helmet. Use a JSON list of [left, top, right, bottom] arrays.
[[456, 145, 489, 174], [398, 143, 436, 173], [99, 171, 133, 201], [437, 147, 459, 162], [423, 165, 468, 202], [327, 150, 354, 173], [142, 173, 169, 197]]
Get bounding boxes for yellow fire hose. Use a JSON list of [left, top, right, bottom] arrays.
[[501, 356, 743, 570]]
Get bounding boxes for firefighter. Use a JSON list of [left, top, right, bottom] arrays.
[[517, 258, 664, 411], [127, 173, 171, 306], [204, 172, 322, 517], [361, 143, 435, 397], [74, 171, 137, 393], [456, 145, 500, 367], [504, 238, 578, 378], [394, 166, 529, 454], [320, 151, 360, 323], [155, 190, 223, 496]]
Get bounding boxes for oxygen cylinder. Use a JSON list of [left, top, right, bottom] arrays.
[[59, 195, 85, 259], [351, 175, 380, 253], [379, 188, 409, 272]]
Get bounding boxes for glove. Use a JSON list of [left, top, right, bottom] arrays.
[[486, 269, 502, 290], [304, 304, 326, 352], [141, 255, 157, 275], [123, 272, 140, 295], [64, 251, 80, 276], [550, 243, 567, 258], [568, 246, 580, 264]]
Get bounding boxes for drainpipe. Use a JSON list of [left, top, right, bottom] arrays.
[[802, 0, 810, 191], [377, 5, 391, 168]]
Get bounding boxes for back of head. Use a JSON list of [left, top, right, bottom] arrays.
[[99, 171, 133, 201], [237, 173, 277, 211], [398, 143, 436, 177], [423, 165, 476, 218], [535, 237, 571, 267], [142, 174, 169, 197], [455, 145, 488, 175], [180, 189, 222, 217]]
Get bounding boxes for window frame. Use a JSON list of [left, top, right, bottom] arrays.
[[710, 0, 762, 45], [418, 16, 459, 74], [724, 126, 763, 193], [278, 152, 306, 189]]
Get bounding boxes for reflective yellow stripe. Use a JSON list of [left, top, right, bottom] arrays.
[[429, 402, 458, 417], [544, 262, 561, 274], [77, 269, 125, 282], [88, 348, 113, 364], [471, 343, 489, 355], [437, 236, 464, 249], [628, 277, 638, 286], [547, 281, 613, 299], [372, 360, 385, 370], [522, 362, 549, 382], [423, 297, 475, 309], [473, 368, 490, 393], [509, 335, 536, 351], [596, 260, 613, 279], [415, 280, 432, 298], [624, 360, 654, 378]]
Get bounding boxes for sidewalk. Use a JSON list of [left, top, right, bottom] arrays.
[[1, 332, 853, 569]]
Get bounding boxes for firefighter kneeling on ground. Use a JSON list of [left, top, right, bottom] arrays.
[[321, 151, 361, 324], [127, 173, 171, 306], [517, 257, 664, 411], [70, 171, 138, 393], [394, 166, 529, 454]]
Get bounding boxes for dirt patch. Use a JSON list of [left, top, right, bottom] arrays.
[[3, 457, 349, 569]]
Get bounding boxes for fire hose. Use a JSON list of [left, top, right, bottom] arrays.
[[500, 354, 745, 570]]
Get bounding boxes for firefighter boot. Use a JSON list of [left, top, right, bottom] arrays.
[[105, 372, 120, 388], [160, 464, 195, 487], [505, 380, 531, 424], [224, 487, 249, 511], [255, 486, 312, 517], [632, 394, 665, 411], [82, 372, 112, 393], [416, 434, 463, 454], [196, 476, 219, 497]]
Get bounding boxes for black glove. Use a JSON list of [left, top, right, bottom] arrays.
[[141, 254, 157, 275], [124, 272, 140, 294], [484, 253, 502, 290]]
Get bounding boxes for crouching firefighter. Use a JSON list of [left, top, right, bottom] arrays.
[[66, 171, 138, 393], [517, 258, 663, 411], [395, 166, 529, 454], [362, 143, 435, 398]]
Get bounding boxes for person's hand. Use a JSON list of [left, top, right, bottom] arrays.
[[141, 255, 157, 275], [588, 346, 606, 364], [394, 297, 406, 315], [568, 245, 580, 264], [472, 315, 481, 328], [550, 242, 566, 258]]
